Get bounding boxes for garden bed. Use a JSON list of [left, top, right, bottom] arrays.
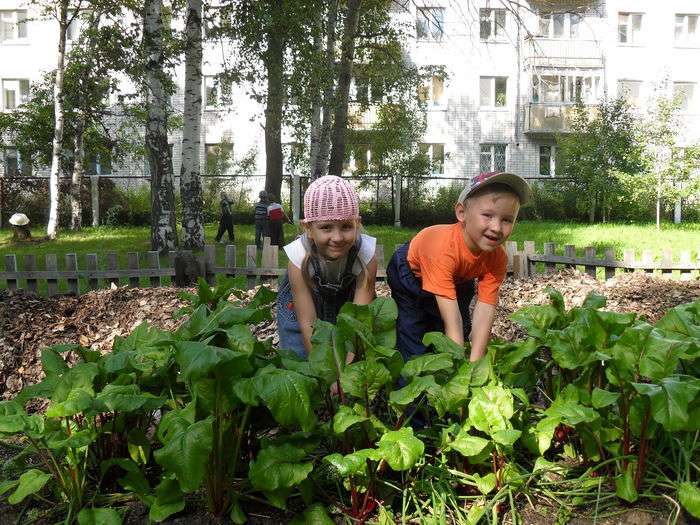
[[2, 270, 699, 401]]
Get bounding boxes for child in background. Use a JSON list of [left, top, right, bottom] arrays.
[[214, 191, 235, 244], [266, 193, 291, 247], [277, 176, 378, 357], [387, 171, 529, 362], [254, 190, 269, 249]]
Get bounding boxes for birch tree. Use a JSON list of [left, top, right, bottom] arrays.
[[144, 0, 178, 252], [180, 0, 204, 249], [327, 0, 362, 176], [46, 0, 70, 239]]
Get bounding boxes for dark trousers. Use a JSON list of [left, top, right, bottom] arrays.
[[215, 215, 234, 242], [387, 242, 475, 361], [268, 219, 284, 247], [254, 219, 268, 249]]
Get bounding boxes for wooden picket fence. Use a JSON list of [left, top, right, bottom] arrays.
[[1, 240, 699, 297]]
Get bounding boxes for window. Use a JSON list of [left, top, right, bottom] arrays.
[[0, 10, 28, 42], [66, 10, 80, 41], [531, 72, 601, 104], [352, 73, 385, 105], [204, 76, 231, 107], [539, 145, 556, 176], [618, 80, 642, 107], [675, 14, 699, 46], [86, 152, 112, 175], [480, 144, 506, 173], [480, 8, 506, 40], [538, 12, 581, 39], [480, 76, 507, 107], [416, 7, 444, 42], [418, 74, 445, 107], [419, 143, 445, 174], [2, 79, 30, 110], [673, 82, 696, 112], [3, 148, 19, 176], [618, 13, 643, 44], [347, 143, 372, 174]]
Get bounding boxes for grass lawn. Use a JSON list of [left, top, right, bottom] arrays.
[[1, 221, 699, 293]]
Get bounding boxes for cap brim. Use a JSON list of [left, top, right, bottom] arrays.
[[460, 172, 530, 205]]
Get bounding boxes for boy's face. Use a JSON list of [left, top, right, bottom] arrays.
[[455, 191, 519, 254]]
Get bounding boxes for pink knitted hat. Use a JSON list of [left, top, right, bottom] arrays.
[[302, 175, 360, 223]]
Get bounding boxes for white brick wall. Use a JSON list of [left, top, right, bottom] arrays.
[[1, 0, 699, 199]]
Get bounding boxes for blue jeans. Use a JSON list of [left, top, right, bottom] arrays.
[[276, 274, 307, 358], [387, 242, 475, 361]]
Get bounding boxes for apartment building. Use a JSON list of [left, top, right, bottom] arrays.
[[1, 1, 699, 192]]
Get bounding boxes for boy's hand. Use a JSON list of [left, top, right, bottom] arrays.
[[435, 296, 464, 346], [470, 301, 496, 361]]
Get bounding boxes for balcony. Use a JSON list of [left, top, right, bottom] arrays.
[[348, 103, 379, 130], [524, 38, 603, 69], [523, 103, 598, 134]]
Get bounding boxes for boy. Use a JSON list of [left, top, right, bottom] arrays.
[[254, 190, 268, 249], [387, 171, 529, 362]]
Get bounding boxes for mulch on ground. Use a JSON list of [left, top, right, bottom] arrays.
[[1, 270, 699, 401]]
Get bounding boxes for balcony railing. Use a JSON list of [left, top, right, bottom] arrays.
[[348, 103, 379, 130], [524, 39, 603, 68], [524, 103, 598, 133]]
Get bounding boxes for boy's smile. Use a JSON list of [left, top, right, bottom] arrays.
[[455, 192, 520, 254]]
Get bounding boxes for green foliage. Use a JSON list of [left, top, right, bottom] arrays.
[[3, 278, 700, 522]]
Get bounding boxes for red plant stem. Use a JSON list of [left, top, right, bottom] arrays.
[[492, 450, 501, 489], [634, 407, 651, 491], [622, 396, 630, 470]]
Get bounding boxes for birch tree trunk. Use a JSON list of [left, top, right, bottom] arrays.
[[327, 0, 362, 176], [180, 0, 204, 249], [46, 0, 69, 239], [70, 113, 85, 230], [311, 0, 337, 181], [145, 0, 178, 253], [263, 0, 285, 199]]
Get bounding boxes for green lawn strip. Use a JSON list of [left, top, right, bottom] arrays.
[[1, 221, 698, 295]]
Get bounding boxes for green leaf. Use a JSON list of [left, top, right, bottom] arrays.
[[154, 417, 213, 493], [230, 500, 247, 524], [296, 503, 335, 525], [249, 444, 313, 492], [340, 361, 391, 402], [491, 339, 538, 374], [582, 292, 607, 309], [149, 478, 185, 522], [468, 385, 515, 435], [401, 353, 454, 379], [225, 324, 256, 355], [96, 384, 165, 413], [389, 375, 439, 409], [332, 405, 368, 434], [174, 341, 246, 382], [591, 388, 620, 409], [369, 297, 399, 348], [51, 362, 99, 403], [678, 482, 700, 518], [447, 427, 489, 457], [377, 428, 425, 471], [241, 368, 317, 431], [510, 305, 562, 339], [41, 347, 69, 377], [547, 318, 605, 370], [422, 332, 466, 359], [77, 508, 122, 525], [473, 472, 497, 495], [324, 448, 382, 478], [546, 286, 565, 313], [615, 467, 638, 503], [46, 388, 95, 417], [633, 377, 700, 431], [8, 469, 51, 504], [491, 428, 522, 446], [0, 479, 19, 497]]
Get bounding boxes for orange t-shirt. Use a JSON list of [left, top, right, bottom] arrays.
[[406, 222, 507, 304]]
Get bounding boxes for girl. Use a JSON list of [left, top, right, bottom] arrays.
[[277, 175, 378, 357]]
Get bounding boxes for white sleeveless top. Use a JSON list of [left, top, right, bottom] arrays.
[[283, 233, 376, 282]]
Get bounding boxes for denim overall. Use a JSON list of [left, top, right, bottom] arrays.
[[277, 245, 359, 358]]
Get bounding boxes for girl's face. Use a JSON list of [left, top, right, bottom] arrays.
[[306, 219, 359, 260]]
